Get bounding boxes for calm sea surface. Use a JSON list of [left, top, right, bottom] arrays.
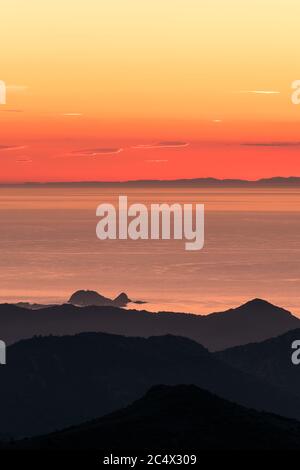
[[0, 186, 300, 315]]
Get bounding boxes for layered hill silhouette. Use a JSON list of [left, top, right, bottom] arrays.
[[216, 328, 300, 399], [8, 385, 300, 451], [0, 298, 299, 350], [1, 332, 300, 438]]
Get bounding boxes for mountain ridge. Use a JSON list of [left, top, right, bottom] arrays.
[[0, 297, 299, 350], [7, 384, 300, 450], [2, 331, 300, 438], [216, 328, 300, 399]]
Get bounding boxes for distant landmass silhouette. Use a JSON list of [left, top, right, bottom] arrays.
[[14, 290, 146, 310], [1, 298, 299, 350], [8, 384, 300, 451], [1, 176, 300, 187], [14, 302, 57, 310], [1, 332, 300, 438], [68, 290, 133, 307]]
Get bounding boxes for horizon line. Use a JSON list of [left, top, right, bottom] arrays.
[[0, 176, 300, 187]]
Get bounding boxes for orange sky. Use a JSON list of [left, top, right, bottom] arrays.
[[0, 0, 300, 182]]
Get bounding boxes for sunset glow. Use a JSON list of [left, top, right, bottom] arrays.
[[1, 0, 300, 182]]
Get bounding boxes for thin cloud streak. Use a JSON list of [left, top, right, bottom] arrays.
[[72, 147, 123, 156], [241, 142, 300, 147], [236, 90, 280, 95], [133, 141, 189, 149], [6, 85, 28, 92], [0, 145, 27, 152], [146, 159, 169, 163], [62, 113, 83, 116]]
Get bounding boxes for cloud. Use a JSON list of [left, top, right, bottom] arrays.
[[6, 85, 28, 93], [146, 159, 169, 163], [16, 158, 32, 163], [241, 142, 300, 147], [62, 113, 83, 116], [133, 141, 189, 149], [72, 147, 123, 156], [236, 90, 280, 95], [0, 145, 27, 151], [1, 109, 24, 113]]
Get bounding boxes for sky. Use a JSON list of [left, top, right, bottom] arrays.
[[0, 0, 300, 182]]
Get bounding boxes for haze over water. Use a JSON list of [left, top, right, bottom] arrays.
[[0, 186, 299, 315]]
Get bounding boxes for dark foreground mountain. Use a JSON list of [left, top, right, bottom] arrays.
[[8, 385, 300, 451], [1, 332, 300, 438], [216, 328, 300, 399], [1, 298, 299, 350]]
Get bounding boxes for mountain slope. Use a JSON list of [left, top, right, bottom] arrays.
[[200, 298, 300, 349], [0, 298, 299, 350], [216, 328, 300, 398], [1, 332, 300, 438], [10, 385, 300, 451]]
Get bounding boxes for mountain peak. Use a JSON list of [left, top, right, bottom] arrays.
[[14, 383, 300, 450], [235, 298, 295, 319], [242, 298, 276, 308], [68, 290, 111, 307], [113, 292, 131, 307]]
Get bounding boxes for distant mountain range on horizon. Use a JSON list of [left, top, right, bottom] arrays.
[[1, 176, 300, 187]]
